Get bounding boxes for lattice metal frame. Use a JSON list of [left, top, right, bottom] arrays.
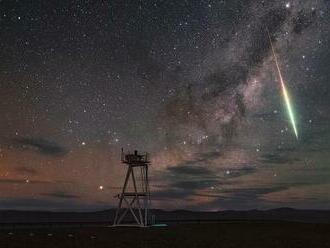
[[113, 149, 150, 227]]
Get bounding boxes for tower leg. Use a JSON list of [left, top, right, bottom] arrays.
[[113, 166, 132, 225], [145, 165, 149, 226], [131, 167, 144, 226]]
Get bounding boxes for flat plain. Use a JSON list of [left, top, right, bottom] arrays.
[[1, 221, 330, 248]]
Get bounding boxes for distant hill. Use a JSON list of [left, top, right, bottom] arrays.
[[0, 208, 330, 224]]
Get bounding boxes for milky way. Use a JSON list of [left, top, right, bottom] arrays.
[[0, 0, 329, 211]]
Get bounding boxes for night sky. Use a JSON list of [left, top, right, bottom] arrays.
[[0, 0, 330, 211]]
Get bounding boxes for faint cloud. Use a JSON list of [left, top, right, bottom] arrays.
[[259, 153, 300, 164], [223, 166, 257, 178], [13, 137, 68, 156], [167, 165, 213, 176], [42, 191, 80, 199], [15, 166, 38, 175]]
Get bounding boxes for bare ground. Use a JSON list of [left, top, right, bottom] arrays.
[[1, 221, 330, 248]]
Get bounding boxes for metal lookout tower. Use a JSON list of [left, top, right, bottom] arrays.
[[113, 149, 151, 227]]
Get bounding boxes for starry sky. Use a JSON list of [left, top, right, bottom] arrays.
[[0, 0, 330, 211]]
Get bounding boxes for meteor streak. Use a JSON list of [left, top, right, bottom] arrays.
[[267, 30, 299, 139]]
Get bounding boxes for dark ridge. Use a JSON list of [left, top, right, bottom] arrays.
[[0, 208, 330, 225]]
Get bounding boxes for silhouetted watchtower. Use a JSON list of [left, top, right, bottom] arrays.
[[113, 149, 151, 227]]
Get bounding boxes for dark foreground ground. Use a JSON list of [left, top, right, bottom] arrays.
[[1, 221, 330, 248]]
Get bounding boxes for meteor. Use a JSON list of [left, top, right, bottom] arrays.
[[267, 30, 299, 140]]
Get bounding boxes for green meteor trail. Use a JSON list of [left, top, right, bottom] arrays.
[[267, 30, 299, 140]]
